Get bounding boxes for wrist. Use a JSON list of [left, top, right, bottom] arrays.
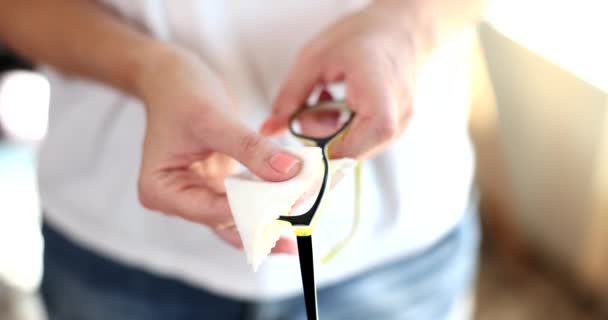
[[370, 0, 438, 61], [130, 41, 185, 103], [131, 41, 225, 117]]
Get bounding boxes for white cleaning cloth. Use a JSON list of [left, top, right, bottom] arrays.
[[225, 146, 356, 271]]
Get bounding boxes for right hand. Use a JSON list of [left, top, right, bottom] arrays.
[[135, 45, 300, 254]]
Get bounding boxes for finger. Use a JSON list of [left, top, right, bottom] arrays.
[[139, 171, 232, 227], [171, 187, 231, 225], [213, 227, 244, 249], [329, 116, 380, 159], [271, 237, 298, 255], [290, 89, 339, 137], [298, 109, 342, 137], [189, 155, 237, 193], [260, 89, 336, 137], [330, 68, 399, 159], [259, 114, 289, 137], [206, 116, 302, 182]]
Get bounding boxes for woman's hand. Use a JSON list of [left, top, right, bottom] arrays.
[[135, 46, 299, 253], [262, 1, 425, 159]]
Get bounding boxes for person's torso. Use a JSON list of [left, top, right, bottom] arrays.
[[38, 0, 476, 300]]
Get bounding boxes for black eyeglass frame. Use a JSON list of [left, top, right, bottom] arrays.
[[276, 100, 355, 320]]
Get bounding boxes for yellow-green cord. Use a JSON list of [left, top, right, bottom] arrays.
[[320, 162, 361, 264]]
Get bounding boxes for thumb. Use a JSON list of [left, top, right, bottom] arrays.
[[211, 118, 302, 182]]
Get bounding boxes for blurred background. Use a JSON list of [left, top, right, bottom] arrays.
[[0, 1, 606, 319]]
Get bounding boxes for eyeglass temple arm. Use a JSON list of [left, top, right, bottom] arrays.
[[297, 235, 319, 320]]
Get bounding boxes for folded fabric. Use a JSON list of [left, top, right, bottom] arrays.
[[225, 146, 356, 271]]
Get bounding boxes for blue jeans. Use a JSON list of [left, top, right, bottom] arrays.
[[41, 212, 479, 320]]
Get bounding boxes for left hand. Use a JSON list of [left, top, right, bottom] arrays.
[[261, 1, 423, 159]]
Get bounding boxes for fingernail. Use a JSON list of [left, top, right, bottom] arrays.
[[269, 152, 302, 175]]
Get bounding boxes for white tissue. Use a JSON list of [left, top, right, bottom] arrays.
[[224, 146, 356, 271]]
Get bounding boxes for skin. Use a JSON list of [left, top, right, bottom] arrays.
[[262, 0, 485, 159], [0, 0, 483, 253]]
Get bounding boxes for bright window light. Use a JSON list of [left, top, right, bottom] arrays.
[[485, 0, 608, 92], [0, 145, 43, 293], [0, 71, 50, 142]]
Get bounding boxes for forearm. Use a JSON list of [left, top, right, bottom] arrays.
[[0, 0, 168, 97]]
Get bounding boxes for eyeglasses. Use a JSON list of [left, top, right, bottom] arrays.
[[276, 100, 361, 320]]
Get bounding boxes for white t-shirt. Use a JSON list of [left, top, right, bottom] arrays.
[[38, 0, 476, 300]]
